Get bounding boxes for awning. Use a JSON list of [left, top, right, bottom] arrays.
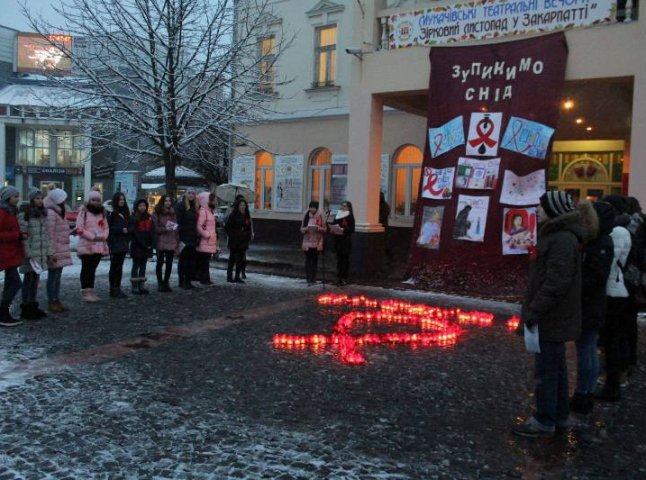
[[141, 183, 164, 190], [143, 166, 202, 179]]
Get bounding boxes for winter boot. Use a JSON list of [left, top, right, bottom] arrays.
[[131, 279, 142, 295], [48, 301, 64, 314], [81, 289, 96, 303], [31, 302, 47, 319], [0, 305, 22, 327], [87, 289, 100, 302], [159, 281, 172, 293], [20, 303, 35, 320], [139, 279, 150, 295]]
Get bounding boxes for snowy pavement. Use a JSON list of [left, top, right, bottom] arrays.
[[1, 262, 645, 479]]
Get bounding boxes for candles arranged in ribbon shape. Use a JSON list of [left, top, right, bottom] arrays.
[[273, 294, 500, 366]]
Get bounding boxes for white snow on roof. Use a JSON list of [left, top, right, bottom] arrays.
[[143, 166, 202, 178], [0, 84, 89, 108]]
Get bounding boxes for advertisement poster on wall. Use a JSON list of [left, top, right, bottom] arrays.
[[273, 155, 304, 213], [114, 171, 138, 207], [231, 156, 255, 191]]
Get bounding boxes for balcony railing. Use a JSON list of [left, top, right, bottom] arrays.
[[378, 0, 638, 51]]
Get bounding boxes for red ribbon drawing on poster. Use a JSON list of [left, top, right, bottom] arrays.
[[424, 170, 443, 196], [468, 116, 497, 150], [433, 133, 444, 156], [504, 119, 531, 153]]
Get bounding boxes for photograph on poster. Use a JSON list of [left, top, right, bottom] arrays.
[[501, 116, 555, 160], [502, 207, 537, 255], [428, 116, 465, 158], [455, 157, 500, 190], [453, 195, 489, 242], [422, 166, 455, 199], [466, 112, 503, 157], [416, 206, 444, 250], [499, 169, 545, 206]]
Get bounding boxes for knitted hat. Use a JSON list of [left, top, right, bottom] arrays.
[[88, 188, 102, 201], [28, 188, 43, 201], [540, 191, 575, 219], [185, 187, 197, 195], [0, 185, 19, 202], [48, 188, 68, 205]]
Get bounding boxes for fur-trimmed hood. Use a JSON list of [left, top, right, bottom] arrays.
[[538, 210, 585, 242], [578, 200, 599, 243]]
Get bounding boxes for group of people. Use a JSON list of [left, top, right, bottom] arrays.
[[0, 185, 254, 327], [300, 200, 356, 286], [513, 191, 645, 437]]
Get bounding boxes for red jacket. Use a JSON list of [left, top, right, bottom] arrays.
[[0, 207, 24, 271]]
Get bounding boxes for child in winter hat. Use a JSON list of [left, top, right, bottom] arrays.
[[539, 191, 576, 219], [48, 187, 67, 205]]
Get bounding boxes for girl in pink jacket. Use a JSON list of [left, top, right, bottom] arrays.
[[196, 192, 218, 285], [76, 189, 109, 302], [44, 187, 73, 313]]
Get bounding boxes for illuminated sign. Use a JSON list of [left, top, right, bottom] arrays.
[[16, 33, 73, 75]]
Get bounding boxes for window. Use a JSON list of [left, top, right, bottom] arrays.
[[255, 151, 273, 210], [313, 25, 336, 88], [309, 148, 332, 208], [18, 129, 50, 166], [259, 36, 276, 94], [56, 131, 84, 167], [393, 145, 422, 217]]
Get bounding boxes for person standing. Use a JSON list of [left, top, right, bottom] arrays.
[[513, 191, 583, 437], [225, 198, 252, 283], [76, 189, 109, 303], [107, 192, 130, 299], [379, 191, 394, 266], [596, 196, 633, 401], [44, 186, 73, 313], [18, 189, 53, 320], [329, 201, 355, 286], [128, 199, 154, 295], [570, 201, 614, 414], [301, 201, 325, 285], [0, 186, 24, 327], [152, 195, 179, 292], [196, 192, 218, 286], [176, 188, 199, 289]]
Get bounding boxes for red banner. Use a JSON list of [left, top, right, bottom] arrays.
[[408, 33, 568, 299]]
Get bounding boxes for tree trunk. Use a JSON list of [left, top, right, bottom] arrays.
[[164, 150, 178, 199]]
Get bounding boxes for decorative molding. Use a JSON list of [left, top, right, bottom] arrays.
[[306, 0, 345, 18], [258, 12, 282, 27]]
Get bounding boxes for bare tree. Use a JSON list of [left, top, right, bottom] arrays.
[[22, 0, 290, 197]]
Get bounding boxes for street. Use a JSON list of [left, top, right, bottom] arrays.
[[1, 263, 645, 479]]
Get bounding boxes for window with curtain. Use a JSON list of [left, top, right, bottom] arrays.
[[313, 25, 336, 88], [18, 129, 50, 166], [259, 36, 276, 94], [309, 148, 332, 209], [255, 151, 273, 210], [392, 145, 422, 217]]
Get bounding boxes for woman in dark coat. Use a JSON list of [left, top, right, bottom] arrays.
[[107, 192, 130, 298], [176, 188, 199, 289], [329, 201, 355, 286], [225, 199, 252, 283], [128, 199, 154, 295], [0, 186, 24, 327]]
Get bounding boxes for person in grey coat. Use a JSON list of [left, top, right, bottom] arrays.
[[513, 191, 583, 437]]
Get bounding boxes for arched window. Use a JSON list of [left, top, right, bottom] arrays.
[[255, 151, 273, 210], [392, 145, 422, 217], [309, 148, 332, 209]]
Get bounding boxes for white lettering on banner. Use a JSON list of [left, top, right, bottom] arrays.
[[389, 0, 613, 48]]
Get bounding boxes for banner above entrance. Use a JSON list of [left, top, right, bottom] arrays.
[[388, 0, 614, 48]]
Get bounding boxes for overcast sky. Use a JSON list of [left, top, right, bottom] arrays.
[[3, 0, 67, 31]]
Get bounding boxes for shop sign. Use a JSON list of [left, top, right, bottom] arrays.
[[92, 164, 115, 178], [14, 166, 82, 175], [388, 0, 615, 48]]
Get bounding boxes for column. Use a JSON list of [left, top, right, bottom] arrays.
[[628, 72, 646, 206], [0, 123, 5, 186], [82, 128, 92, 200]]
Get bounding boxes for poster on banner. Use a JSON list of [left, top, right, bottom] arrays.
[[429, 116, 465, 158], [453, 195, 489, 242], [500, 170, 545, 206], [417, 206, 444, 250], [422, 166, 455, 200], [501, 117, 555, 159], [113, 172, 137, 207], [273, 155, 304, 213], [502, 207, 537, 255], [231, 156, 255, 191], [455, 157, 500, 190], [466, 112, 502, 157]]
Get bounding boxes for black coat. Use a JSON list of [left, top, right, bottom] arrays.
[[332, 213, 355, 254], [225, 211, 252, 250], [521, 211, 584, 342], [128, 215, 154, 260], [176, 200, 199, 247], [107, 211, 131, 254]]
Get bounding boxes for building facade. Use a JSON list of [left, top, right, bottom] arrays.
[[233, 0, 643, 274]]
